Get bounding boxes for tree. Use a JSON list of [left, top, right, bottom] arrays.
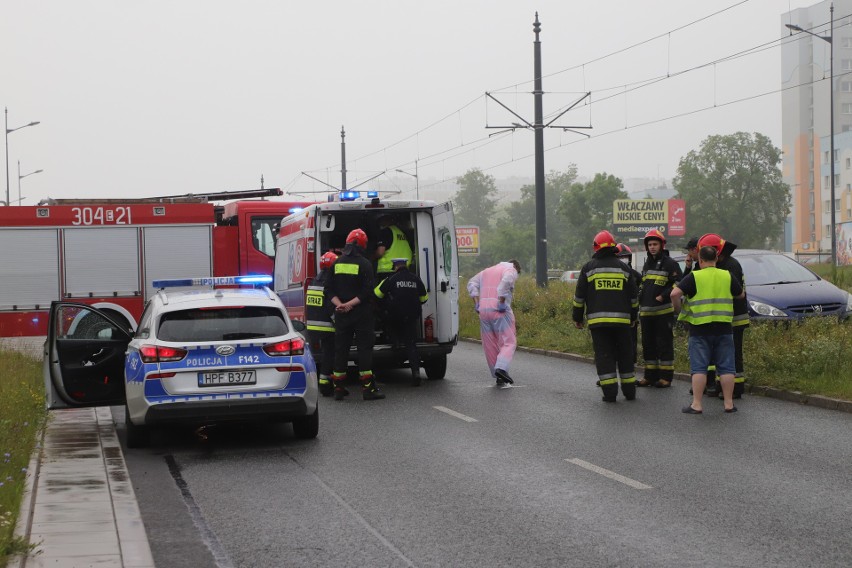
[[505, 167, 579, 271], [673, 132, 790, 248], [557, 173, 629, 268], [452, 169, 499, 229]]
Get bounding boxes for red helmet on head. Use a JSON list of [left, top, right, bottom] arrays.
[[346, 228, 368, 249], [593, 230, 617, 252], [643, 229, 666, 248], [319, 251, 338, 270], [615, 243, 632, 258], [698, 233, 725, 256]]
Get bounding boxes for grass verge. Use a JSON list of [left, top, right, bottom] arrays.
[[0, 350, 47, 565], [460, 276, 852, 401]]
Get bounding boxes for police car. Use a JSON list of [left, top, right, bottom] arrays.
[[44, 276, 319, 447]]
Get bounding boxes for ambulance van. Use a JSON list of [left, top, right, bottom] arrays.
[[273, 193, 459, 379]]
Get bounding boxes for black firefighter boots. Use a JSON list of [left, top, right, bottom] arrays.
[[361, 376, 386, 401], [318, 375, 334, 397]]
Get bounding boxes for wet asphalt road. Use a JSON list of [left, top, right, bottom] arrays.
[[117, 342, 852, 568]]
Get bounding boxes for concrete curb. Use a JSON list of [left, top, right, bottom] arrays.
[[461, 337, 852, 413], [10, 425, 45, 568]]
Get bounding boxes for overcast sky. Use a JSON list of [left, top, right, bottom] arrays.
[[0, 0, 829, 204]]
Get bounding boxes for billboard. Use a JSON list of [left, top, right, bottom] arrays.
[[611, 198, 686, 238], [456, 225, 480, 256]]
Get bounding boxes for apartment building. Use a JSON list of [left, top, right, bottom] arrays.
[[782, 0, 852, 254]]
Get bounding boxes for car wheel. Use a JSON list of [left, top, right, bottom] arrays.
[[125, 406, 149, 448], [424, 354, 447, 380], [292, 407, 319, 439]]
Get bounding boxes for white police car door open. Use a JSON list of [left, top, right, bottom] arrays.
[[44, 302, 132, 410]]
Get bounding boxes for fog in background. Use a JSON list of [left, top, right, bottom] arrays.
[[1, 0, 824, 203]]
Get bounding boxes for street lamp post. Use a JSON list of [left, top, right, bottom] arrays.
[[395, 159, 419, 200], [18, 161, 44, 206], [5, 107, 41, 207], [786, 3, 836, 266]]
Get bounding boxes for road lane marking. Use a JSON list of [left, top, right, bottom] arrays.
[[565, 458, 652, 490], [433, 406, 478, 422]]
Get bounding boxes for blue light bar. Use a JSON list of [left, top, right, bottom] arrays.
[[366, 191, 378, 198], [288, 207, 303, 214], [152, 275, 273, 288], [339, 190, 360, 201]]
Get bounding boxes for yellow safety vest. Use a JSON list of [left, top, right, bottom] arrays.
[[682, 267, 734, 326], [377, 226, 412, 273]]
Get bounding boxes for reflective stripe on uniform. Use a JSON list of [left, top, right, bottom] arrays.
[[639, 303, 674, 316], [306, 321, 334, 332], [374, 278, 387, 298], [335, 263, 360, 275], [732, 313, 750, 326], [587, 311, 631, 326]]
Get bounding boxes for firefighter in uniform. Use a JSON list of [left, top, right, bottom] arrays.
[[306, 251, 338, 397], [637, 229, 683, 388], [573, 230, 639, 402], [324, 228, 385, 401], [375, 214, 413, 281], [698, 233, 749, 399], [374, 257, 429, 386], [671, 244, 744, 413], [616, 243, 642, 364]]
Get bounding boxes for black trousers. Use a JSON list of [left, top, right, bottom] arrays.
[[308, 330, 335, 376], [590, 326, 636, 399], [389, 316, 420, 375], [333, 307, 375, 377], [640, 315, 674, 383]]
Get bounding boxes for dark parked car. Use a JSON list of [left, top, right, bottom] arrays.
[[673, 249, 851, 321]]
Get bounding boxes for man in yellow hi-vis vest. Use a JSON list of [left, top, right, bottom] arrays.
[[374, 214, 413, 282], [671, 245, 745, 414]]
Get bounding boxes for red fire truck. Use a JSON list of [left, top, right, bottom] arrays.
[[0, 189, 314, 337]]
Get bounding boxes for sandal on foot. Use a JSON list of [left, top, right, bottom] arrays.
[[681, 405, 703, 414], [724, 406, 738, 413]]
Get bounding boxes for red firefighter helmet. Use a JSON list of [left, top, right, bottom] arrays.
[[615, 243, 632, 258], [319, 251, 338, 270], [593, 230, 617, 252], [643, 229, 666, 248], [698, 233, 726, 256], [346, 228, 368, 249]]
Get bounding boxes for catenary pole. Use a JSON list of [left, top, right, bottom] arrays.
[[340, 126, 347, 191], [533, 13, 547, 287]]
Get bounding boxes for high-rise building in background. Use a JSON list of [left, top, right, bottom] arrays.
[[782, 0, 852, 257]]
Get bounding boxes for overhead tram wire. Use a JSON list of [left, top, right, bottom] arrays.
[[489, 0, 753, 94], [523, 15, 851, 133], [304, 5, 763, 185], [361, 20, 852, 193], [296, 5, 848, 196], [466, 68, 852, 183]]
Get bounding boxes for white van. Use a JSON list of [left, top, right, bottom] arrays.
[[273, 194, 459, 379]]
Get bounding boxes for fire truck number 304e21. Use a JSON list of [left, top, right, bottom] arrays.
[[67, 206, 134, 225]]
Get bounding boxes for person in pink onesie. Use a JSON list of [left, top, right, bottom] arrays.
[[467, 260, 521, 386]]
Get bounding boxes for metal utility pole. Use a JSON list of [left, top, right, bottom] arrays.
[[485, 14, 591, 286], [533, 15, 547, 287], [5, 108, 41, 207], [340, 126, 347, 190]]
